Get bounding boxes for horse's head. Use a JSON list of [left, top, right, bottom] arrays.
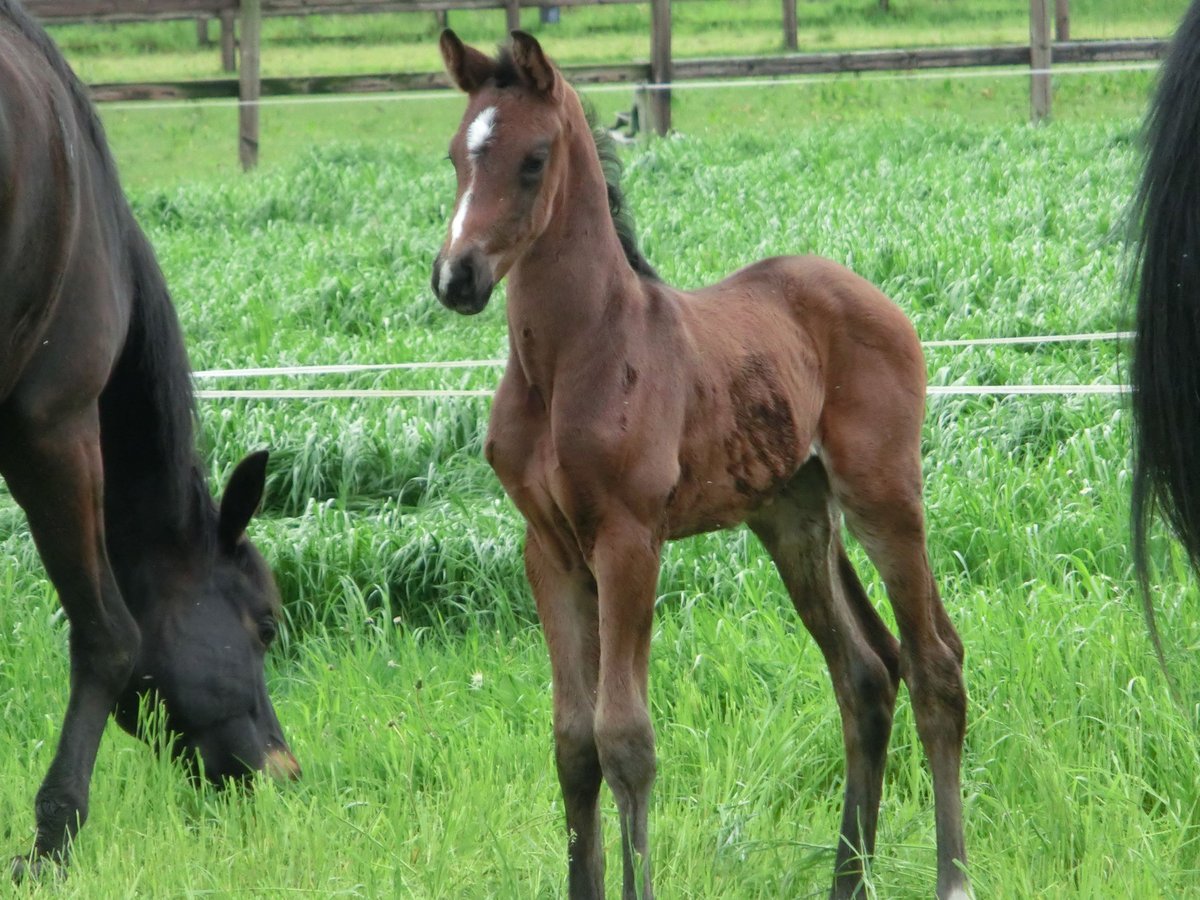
[[432, 29, 572, 315], [112, 451, 299, 785]]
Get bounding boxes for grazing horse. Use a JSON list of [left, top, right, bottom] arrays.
[[432, 30, 969, 900], [0, 0, 298, 871], [1132, 0, 1200, 616]]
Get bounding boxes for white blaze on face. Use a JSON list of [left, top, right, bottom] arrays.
[[446, 106, 497, 254], [466, 106, 497, 157], [449, 188, 472, 246]]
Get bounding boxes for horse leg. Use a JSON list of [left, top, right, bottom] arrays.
[[0, 405, 140, 866], [748, 462, 901, 899], [589, 513, 659, 900], [526, 529, 605, 899], [821, 436, 969, 900]]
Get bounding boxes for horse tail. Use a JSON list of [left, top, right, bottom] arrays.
[[1131, 0, 1200, 652]]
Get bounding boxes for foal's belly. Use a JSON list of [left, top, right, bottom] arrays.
[[664, 448, 811, 540]]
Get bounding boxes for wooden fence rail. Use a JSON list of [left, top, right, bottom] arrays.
[[31, 0, 1169, 169]]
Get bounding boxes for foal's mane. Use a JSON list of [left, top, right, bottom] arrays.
[[491, 46, 660, 282], [2, 0, 211, 536], [586, 104, 661, 282]]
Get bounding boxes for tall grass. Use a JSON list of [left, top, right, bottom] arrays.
[[2, 106, 1199, 894]]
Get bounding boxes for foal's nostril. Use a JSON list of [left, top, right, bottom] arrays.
[[436, 252, 493, 315]]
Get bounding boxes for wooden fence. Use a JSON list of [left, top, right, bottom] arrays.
[[29, 0, 1170, 169]]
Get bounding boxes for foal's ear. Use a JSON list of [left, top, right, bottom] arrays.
[[509, 30, 558, 96], [218, 450, 269, 552], [440, 29, 494, 93]]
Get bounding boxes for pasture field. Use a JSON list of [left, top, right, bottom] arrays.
[[3, 58, 1200, 900], [49, 0, 1188, 85]]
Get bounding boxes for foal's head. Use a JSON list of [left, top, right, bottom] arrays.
[[432, 30, 576, 315], [111, 452, 298, 785]]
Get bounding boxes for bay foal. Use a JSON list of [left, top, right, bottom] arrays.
[[432, 31, 969, 899]]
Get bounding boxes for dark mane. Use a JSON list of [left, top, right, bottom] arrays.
[[2, 0, 210, 535], [493, 46, 523, 89], [584, 102, 661, 282], [492, 46, 659, 281]]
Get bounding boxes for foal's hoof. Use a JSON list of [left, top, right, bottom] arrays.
[[10, 853, 65, 884]]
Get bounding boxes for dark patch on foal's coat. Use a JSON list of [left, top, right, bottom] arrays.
[[725, 354, 801, 496]]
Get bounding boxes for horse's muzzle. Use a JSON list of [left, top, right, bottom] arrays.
[[264, 745, 301, 781], [432, 249, 494, 315]]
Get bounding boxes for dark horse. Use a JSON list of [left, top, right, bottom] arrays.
[[1132, 0, 1200, 629], [0, 0, 297, 871], [432, 31, 969, 900]]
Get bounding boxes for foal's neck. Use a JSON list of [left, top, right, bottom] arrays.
[[506, 99, 641, 388]]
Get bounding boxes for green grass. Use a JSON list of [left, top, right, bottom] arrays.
[[63, 0, 1183, 187], [5, 109, 1200, 895], [49, 0, 1189, 85], [4, 6, 1200, 893]]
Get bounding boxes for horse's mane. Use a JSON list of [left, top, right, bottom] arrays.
[[2, 0, 211, 537], [492, 46, 660, 281], [584, 103, 661, 282]]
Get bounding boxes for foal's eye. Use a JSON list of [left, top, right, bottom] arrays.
[[520, 154, 547, 181], [257, 617, 278, 647]]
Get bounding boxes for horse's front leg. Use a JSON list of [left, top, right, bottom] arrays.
[[526, 528, 606, 899], [0, 405, 139, 871], [590, 513, 661, 900]]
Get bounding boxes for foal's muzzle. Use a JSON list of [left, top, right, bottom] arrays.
[[432, 249, 494, 315]]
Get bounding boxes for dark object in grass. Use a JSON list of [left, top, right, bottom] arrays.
[[433, 29, 970, 900], [0, 0, 298, 871]]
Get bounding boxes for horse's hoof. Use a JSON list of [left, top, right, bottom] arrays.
[[10, 853, 65, 884]]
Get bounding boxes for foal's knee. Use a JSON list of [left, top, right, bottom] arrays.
[[554, 711, 601, 793], [593, 705, 656, 800], [905, 642, 966, 739]]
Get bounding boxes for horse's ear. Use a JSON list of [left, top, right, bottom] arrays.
[[218, 450, 269, 551], [509, 30, 559, 96], [440, 29, 494, 93]]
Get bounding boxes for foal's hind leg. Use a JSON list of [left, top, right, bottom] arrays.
[[821, 427, 969, 899], [748, 462, 901, 899], [0, 403, 140, 868]]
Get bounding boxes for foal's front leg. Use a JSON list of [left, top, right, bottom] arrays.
[[525, 530, 605, 899], [590, 514, 661, 900]]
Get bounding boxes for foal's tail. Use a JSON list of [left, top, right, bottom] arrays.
[[1131, 0, 1200, 644]]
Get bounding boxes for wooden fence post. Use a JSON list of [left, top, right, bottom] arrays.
[[1029, 0, 1051, 123], [1055, 0, 1069, 41], [505, 0, 519, 31], [239, 0, 261, 170], [649, 0, 671, 135], [783, 0, 798, 51], [220, 10, 236, 72]]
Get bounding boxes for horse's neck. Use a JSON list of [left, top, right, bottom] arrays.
[[506, 130, 639, 389]]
